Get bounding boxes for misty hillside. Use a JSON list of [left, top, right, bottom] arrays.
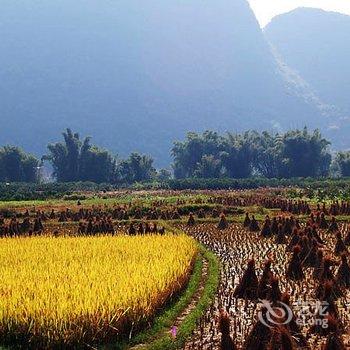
[[265, 7, 350, 121], [0, 0, 325, 165]]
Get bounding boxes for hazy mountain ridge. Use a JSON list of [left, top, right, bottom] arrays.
[[0, 0, 328, 166], [269, 43, 340, 121], [265, 7, 350, 147]]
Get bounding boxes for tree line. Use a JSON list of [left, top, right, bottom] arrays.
[[172, 128, 332, 179], [1, 127, 350, 183], [42, 129, 158, 183], [0, 129, 159, 184]]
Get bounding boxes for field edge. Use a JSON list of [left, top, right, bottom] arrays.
[[137, 244, 220, 350]]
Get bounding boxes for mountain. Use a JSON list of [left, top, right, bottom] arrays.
[[265, 7, 350, 146], [0, 0, 324, 166]]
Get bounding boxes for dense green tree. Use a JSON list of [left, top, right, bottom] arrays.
[[172, 131, 256, 179], [156, 169, 172, 181], [45, 129, 158, 184], [253, 132, 284, 178], [79, 138, 117, 183], [45, 130, 81, 182], [63, 129, 80, 181], [172, 131, 225, 178], [251, 128, 331, 178], [278, 128, 331, 177], [0, 146, 39, 182], [44, 129, 117, 183], [22, 155, 41, 182], [194, 155, 222, 178], [172, 128, 331, 179], [220, 132, 256, 178], [334, 151, 350, 177], [119, 153, 156, 183]]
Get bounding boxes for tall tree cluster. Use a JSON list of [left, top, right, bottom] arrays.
[[0, 146, 40, 182], [119, 153, 157, 183], [172, 128, 332, 179], [333, 152, 350, 177], [43, 129, 117, 183], [44, 129, 156, 184]]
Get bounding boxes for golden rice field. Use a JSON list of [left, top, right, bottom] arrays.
[[0, 234, 198, 348]]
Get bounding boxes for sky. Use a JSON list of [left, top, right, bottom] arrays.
[[247, 0, 350, 27]]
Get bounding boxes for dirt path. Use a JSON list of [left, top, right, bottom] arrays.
[[130, 255, 209, 350], [173, 257, 209, 328]]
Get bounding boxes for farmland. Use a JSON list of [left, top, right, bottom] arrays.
[[0, 235, 197, 348], [0, 186, 350, 349]]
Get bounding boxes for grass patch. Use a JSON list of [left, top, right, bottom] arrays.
[[0, 193, 209, 210]]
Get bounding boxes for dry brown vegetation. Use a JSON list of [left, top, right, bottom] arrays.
[[181, 218, 350, 349]]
